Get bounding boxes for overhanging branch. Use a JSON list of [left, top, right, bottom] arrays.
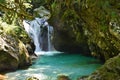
[[0, 3, 34, 20]]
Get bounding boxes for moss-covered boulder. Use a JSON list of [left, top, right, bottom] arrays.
[[18, 40, 31, 68], [0, 34, 19, 71], [0, 18, 35, 55], [79, 54, 120, 80], [0, 33, 31, 72], [0, 15, 33, 72], [57, 75, 71, 80], [26, 77, 39, 80]]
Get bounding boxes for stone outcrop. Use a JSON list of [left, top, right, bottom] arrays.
[[79, 0, 120, 61], [79, 54, 120, 80], [45, 0, 120, 60], [0, 33, 31, 72], [46, 1, 90, 55]]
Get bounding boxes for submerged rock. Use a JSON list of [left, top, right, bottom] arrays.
[[57, 75, 71, 80], [26, 77, 39, 80]]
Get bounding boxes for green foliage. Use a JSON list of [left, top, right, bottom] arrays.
[[4, 25, 28, 39], [0, 19, 29, 42], [0, 0, 33, 25], [62, 9, 79, 21], [0, 0, 5, 3], [100, 25, 108, 32]]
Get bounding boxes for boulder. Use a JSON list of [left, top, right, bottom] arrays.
[[18, 40, 31, 68], [0, 33, 31, 72], [57, 75, 71, 80], [26, 77, 39, 80], [79, 54, 120, 80]]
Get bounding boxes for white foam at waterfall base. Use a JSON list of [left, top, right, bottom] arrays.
[[35, 51, 63, 56]]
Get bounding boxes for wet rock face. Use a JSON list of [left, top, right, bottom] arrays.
[[53, 29, 90, 54], [79, 0, 120, 61], [47, 1, 90, 55], [46, 0, 120, 60], [0, 34, 19, 71], [25, 42, 35, 55], [0, 34, 31, 72]]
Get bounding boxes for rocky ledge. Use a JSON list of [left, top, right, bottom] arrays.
[[79, 54, 120, 80], [0, 33, 31, 72]]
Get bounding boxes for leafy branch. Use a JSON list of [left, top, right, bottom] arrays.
[[0, 3, 34, 20]]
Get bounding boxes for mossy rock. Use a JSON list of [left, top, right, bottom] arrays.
[[26, 77, 39, 80], [57, 75, 71, 80], [81, 54, 120, 80], [0, 33, 31, 72], [46, 0, 120, 60]]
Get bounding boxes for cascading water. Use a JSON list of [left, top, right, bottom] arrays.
[[23, 17, 54, 55], [47, 26, 50, 51]]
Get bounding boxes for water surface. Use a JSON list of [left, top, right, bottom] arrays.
[[6, 52, 102, 80]]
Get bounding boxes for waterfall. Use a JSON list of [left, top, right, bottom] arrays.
[[23, 18, 54, 55], [47, 26, 50, 51]]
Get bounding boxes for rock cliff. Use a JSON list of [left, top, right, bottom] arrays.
[[44, 0, 120, 61], [0, 20, 32, 72], [80, 54, 120, 80]]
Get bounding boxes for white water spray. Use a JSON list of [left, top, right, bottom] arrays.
[[23, 18, 54, 55], [47, 25, 50, 51]]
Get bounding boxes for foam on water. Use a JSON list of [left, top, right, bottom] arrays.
[[35, 51, 63, 56]]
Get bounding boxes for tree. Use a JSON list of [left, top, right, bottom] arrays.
[[0, 0, 34, 25]]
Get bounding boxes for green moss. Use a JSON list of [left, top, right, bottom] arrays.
[[57, 75, 71, 80], [62, 9, 79, 21], [84, 55, 120, 80], [18, 40, 31, 67], [26, 77, 39, 80]]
